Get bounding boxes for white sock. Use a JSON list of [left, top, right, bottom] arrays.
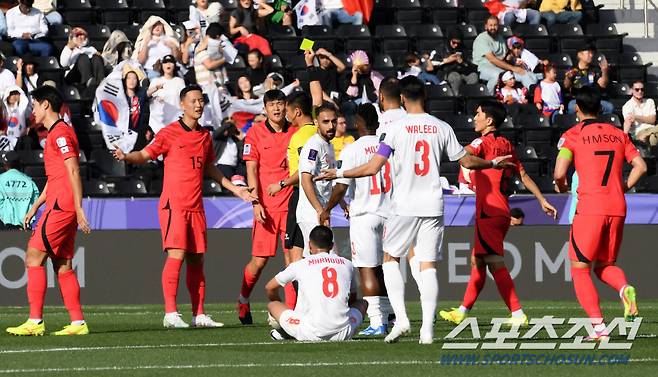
[[71, 320, 85, 326], [511, 309, 525, 318], [419, 268, 438, 338], [28, 318, 42, 324], [364, 296, 383, 328], [458, 305, 470, 314], [408, 256, 421, 286], [382, 261, 409, 324]]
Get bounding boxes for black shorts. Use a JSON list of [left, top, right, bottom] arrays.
[[284, 187, 304, 249]]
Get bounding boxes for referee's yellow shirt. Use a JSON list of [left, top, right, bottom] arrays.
[[287, 123, 317, 178]]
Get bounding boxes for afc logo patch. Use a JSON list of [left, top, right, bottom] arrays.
[[557, 137, 565, 149], [243, 143, 251, 156], [470, 138, 483, 148], [56, 137, 68, 148], [308, 149, 318, 161]]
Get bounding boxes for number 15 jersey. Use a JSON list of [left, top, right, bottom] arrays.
[[558, 119, 640, 216], [380, 113, 466, 217]]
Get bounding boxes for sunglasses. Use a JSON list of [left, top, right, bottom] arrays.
[[634, 88, 645, 92]]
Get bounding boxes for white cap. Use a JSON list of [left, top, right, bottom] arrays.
[[502, 71, 514, 82], [183, 20, 199, 30]]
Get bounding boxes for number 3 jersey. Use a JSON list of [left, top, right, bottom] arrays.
[[379, 113, 466, 217], [336, 135, 391, 218], [275, 252, 355, 337], [558, 119, 640, 216], [145, 119, 216, 211]]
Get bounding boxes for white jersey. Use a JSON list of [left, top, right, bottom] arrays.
[[377, 108, 407, 138], [336, 135, 390, 218], [382, 112, 466, 217], [275, 252, 355, 337], [297, 133, 336, 224]]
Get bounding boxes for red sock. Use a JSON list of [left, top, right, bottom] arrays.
[[186, 263, 205, 316], [162, 258, 183, 313], [284, 282, 297, 309], [594, 265, 628, 293], [571, 266, 603, 322], [462, 267, 486, 310], [492, 268, 522, 312], [27, 266, 46, 320], [240, 266, 259, 300], [58, 270, 84, 322]]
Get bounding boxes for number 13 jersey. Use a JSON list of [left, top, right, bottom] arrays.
[[558, 119, 640, 216], [380, 113, 466, 217]]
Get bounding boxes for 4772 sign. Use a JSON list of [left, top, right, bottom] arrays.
[[442, 317, 642, 350]]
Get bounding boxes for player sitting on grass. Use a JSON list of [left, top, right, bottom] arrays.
[[6, 85, 91, 336], [265, 225, 368, 341], [439, 100, 558, 328]]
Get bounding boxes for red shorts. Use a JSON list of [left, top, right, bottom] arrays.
[[28, 209, 78, 259], [569, 214, 624, 263], [158, 207, 207, 253], [252, 210, 288, 257], [473, 216, 510, 256]]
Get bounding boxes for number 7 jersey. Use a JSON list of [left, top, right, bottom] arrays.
[[558, 119, 640, 216]]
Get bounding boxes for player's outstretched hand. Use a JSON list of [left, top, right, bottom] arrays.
[[76, 208, 91, 234], [541, 199, 558, 220], [315, 169, 337, 181], [236, 186, 258, 202], [22, 207, 37, 231], [266, 182, 282, 196], [492, 155, 515, 169], [112, 144, 125, 161]]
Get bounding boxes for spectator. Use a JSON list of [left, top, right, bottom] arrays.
[[194, 23, 228, 92], [265, 0, 293, 30], [534, 63, 564, 123], [189, 0, 223, 33], [496, 70, 530, 119], [321, 0, 363, 27], [623, 80, 658, 146], [60, 27, 106, 96], [330, 113, 354, 158], [485, 0, 541, 25], [439, 28, 479, 96], [399, 52, 441, 85], [539, 0, 583, 27], [316, 48, 346, 102], [213, 118, 246, 182], [3, 86, 30, 140], [102, 30, 133, 69], [473, 16, 537, 94], [510, 207, 525, 226], [228, 74, 299, 126], [33, 0, 62, 26], [563, 44, 613, 114], [181, 21, 202, 84], [0, 9, 6, 38], [6, 0, 53, 57], [135, 18, 181, 80], [0, 151, 39, 230], [15, 58, 42, 96], [148, 54, 186, 134], [0, 54, 13, 97], [346, 50, 383, 105], [229, 0, 273, 56], [122, 66, 150, 150], [505, 36, 545, 75], [246, 49, 271, 88]]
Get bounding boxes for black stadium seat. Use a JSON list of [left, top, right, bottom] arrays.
[[116, 178, 148, 196], [90, 149, 126, 178], [587, 23, 627, 55], [429, 0, 461, 26], [549, 24, 588, 56], [96, 0, 133, 26], [61, 0, 95, 25], [133, 0, 169, 23], [512, 24, 551, 55], [392, 0, 423, 25], [83, 179, 111, 196], [203, 179, 224, 196]]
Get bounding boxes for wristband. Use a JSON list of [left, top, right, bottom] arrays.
[[490, 159, 498, 168], [336, 169, 344, 178]]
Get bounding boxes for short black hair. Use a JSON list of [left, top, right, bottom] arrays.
[[379, 77, 401, 102], [263, 89, 286, 105], [399, 76, 426, 102], [356, 103, 378, 133], [20, 0, 34, 7], [286, 91, 312, 116], [31, 85, 63, 113], [575, 86, 602, 116], [180, 84, 203, 100], [510, 208, 525, 219], [309, 225, 334, 250], [205, 23, 225, 39], [478, 100, 507, 128], [316, 102, 338, 117], [486, 14, 499, 25], [2, 151, 20, 169]]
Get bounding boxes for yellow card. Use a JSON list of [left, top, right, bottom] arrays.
[[299, 38, 315, 51]]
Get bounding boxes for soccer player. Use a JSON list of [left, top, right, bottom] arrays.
[[554, 86, 645, 339], [113, 84, 255, 328], [320, 103, 391, 335], [237, 89, 298, 324], [318, 76, 513, 344], [265, 225, 368, 341], [439, 100, 558, 327], [6, 86, 91, 336], [297, 103, 338, 255]]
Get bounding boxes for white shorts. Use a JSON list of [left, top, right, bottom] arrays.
[[279, 308, 363, 341], [350, 214, 385, 268], [383, 216, 444, 262]]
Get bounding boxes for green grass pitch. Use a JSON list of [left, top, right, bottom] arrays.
[[1, 301, 656, 377]]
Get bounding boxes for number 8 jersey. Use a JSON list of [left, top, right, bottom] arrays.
[[380, 113, 466, 217], [558, 119, 640, 216]]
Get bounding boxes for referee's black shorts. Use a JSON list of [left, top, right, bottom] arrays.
[[285, 187, 305, 249]]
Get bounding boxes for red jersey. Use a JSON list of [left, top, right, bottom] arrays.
[[558, 119, 640, 216], [145, 119, 216, 211], [466, 132, 523, 218], [242, 121, 298, 212], [44, 120, 80, 212]]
